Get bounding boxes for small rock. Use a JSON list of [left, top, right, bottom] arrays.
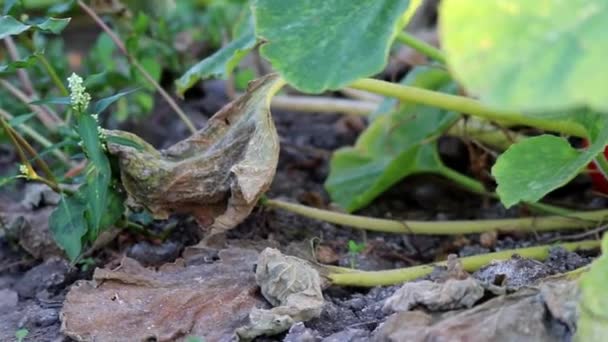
[[126, 240, 181, 266], [283, 322, 319, 342], [0, 289, 18, 313], [14, 258, 70, 298], [474, 255, 551, 290], [322, 328, 369, 342], [19, 306, 59, 327]]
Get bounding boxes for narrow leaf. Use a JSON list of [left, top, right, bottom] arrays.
[[0, 15, 29, 39], [175, 30, 256, 96], [91, 87, 141, 114]]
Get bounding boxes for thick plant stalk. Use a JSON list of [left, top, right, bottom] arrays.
[[263, 198, 608, 235], [77, 0, 197, 134], [350, 78, 587, 137], [328, 240, 600, 287], [395, 31, 446, 63]]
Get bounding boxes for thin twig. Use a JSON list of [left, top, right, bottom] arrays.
[[4, 37, 35, 95], [76, 0, 197, 134], [0, 79, 62, 129], [271, 95, 377, 116], [0, 108, 70, 164]]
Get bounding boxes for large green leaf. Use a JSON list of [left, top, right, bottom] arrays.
[[50, 195, 87, 261], [440, 0, 608, 112], [493, 112, 608, 207], [0, 16, 70, 39], [325, 82, 460, 212], [77, 114, 112, 237], [252, 0, 418, 93], [576, 234, 608, 341], [175, 26, 256, 96]]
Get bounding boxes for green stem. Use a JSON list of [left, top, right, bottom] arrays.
[[263, 198, 608, 235], [328, 240, 600, 287], [437, 165, 486, 194], [395, 31, 446, 63], [350, 79, 587, 137], [36, 54, 69, 96]]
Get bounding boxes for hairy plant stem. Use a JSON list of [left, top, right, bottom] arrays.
[[395, 31, 446, 63], [262, 198, 608, 235], [77, 0, 197, 134], [0, 108, 70, 164], [350, 78, 587, 137], [328, 240, 600, 287]]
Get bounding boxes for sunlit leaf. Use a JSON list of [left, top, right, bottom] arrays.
[[252, 0, 419, 93], [440, 0, 608, 112]]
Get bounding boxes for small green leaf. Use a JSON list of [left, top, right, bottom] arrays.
[[77, 114, 112, 237], [0, 15, 29, 39], [92, 88, 141, 114], [105, 134, 145, 151], [493, 112, 608, 207], [325, 82, 460, 212], [8, 113, 36, 127], [253, 0, 418, 93], [50, 195, 87, 261], [0, 16, 71, 40], [440, 0, 608, 112], [3, 0, 19, 15], [575, 234, 608, 341], [0, 53, 40, 74], [175, 29, 256, 96], [15, 328, 28, 342], [35, 17, 71, 33]]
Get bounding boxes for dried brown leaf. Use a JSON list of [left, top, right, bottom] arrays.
[[105, 75, 283, 234], [237, 248, 324, 340], [60, 248, 266, 342]]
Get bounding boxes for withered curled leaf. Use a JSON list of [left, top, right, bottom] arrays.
[[105, 74, 283, 233], [236, 248, 324, 340]]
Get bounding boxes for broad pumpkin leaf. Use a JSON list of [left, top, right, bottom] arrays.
[[0, 16, 70, 39], [325, 82, 461, 212], [493, 111, 608, 207], [440, 0, 608, 112], [252, 0, 419, 93], [175, 18, 256, 96], [77, 114, 112, 237], [50, 195, 87, 261], [576, 233, 608, 341]]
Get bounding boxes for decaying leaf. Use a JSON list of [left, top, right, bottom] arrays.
[[236, 248, 324, 340], [60, 248, 266, 342], [374, 280, 579, 342], [383, 255, 484, 312], [105, 74, 283, 234]]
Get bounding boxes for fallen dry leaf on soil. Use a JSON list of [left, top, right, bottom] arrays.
[[375, 280, 579, 342], [383, 255, 484, 312], [60, 248, 266, 342], [237, 248, 324, 340], [105, 74, 283, 234]]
